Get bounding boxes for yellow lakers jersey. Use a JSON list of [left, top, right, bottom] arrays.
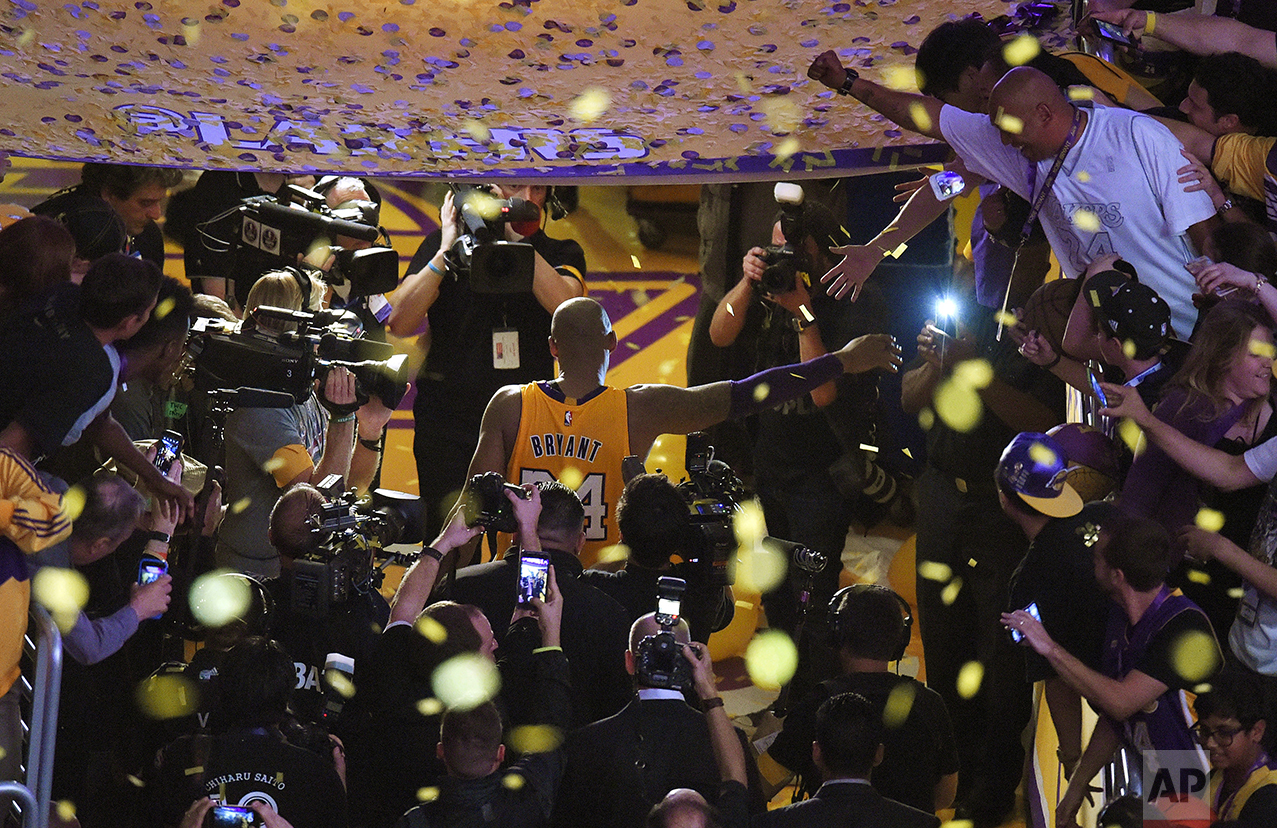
[[509, 382, 630, 567]]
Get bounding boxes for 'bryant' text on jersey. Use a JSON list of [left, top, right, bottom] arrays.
[[527, 431, 604, 463]]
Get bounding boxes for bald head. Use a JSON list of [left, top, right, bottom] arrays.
[[646, 789, 718, 828], [628, 611, 691, 653], [988, 66, 1076, 163], [552, 296, 612, 345]]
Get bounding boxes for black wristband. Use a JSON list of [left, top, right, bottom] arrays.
[[146, 530, 171, 545], [358, 437, 381, 452], [838, 69, 859, 95], [422, 546, 445, 562], [702, 696, 725, 711], [1043, 353, 1061, 370]]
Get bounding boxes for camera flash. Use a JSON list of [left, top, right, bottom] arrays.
[[773, 182, 805, 206], [935, 296, 958, 319]]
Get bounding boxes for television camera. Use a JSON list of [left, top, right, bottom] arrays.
[[189, 304, 409, 409], [675, 432, 745, 589], [195, 183, 400, 303], [444, 184, 540, 294], [290, 476, 425, 617]]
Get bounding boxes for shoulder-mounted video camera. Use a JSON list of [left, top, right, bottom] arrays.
[[675, 433, 743, 589], [188, 304, 409, 409], [445, 184, 539, 295], [758, 182, 810, 296], [634, 576, 693, 691], [195, 183, 399, 304], [290, 476, 425, 617]]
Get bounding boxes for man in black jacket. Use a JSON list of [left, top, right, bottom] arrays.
[[445, 479, 631, 727]]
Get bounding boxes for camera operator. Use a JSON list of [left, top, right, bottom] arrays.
[[147, 636, 348, 828], [552, 612, 764, 828], [445, 478, 632, 727], [581, 473, 728, 645], [215, 269, 393, 578], [396, 562, 570, 828], [710, 187, 897, 641], [261, 482, 390, 730], [387, 184, 587, 540]]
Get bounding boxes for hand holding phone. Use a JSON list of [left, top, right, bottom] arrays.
[[1009, 602, 1042, 643], [153, 430, 184, 476], [517, 553, 550, 605], [205, 805, 264, 828], [1088, 370, 1108, 408], [1091, 18, 1138, 48]]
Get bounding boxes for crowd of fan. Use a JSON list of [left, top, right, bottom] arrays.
[[8, 5, 1277, 828]]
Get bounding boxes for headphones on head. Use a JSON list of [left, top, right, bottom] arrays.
[[826, 584, 913, 663]]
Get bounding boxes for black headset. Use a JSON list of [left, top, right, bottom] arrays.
[[826, 583, 914, 663]]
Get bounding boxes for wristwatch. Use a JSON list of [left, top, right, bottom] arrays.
[[837, 68, 860, 96], [146, 530, 171, 545], [1217, 197, 1235, 216]]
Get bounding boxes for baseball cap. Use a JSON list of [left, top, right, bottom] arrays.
[[1085, 269, 1171, 359], [996, 432, 1084, 518]]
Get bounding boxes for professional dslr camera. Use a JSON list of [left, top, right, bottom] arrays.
[[195, 182, 400, 303], [460, 471, 532, 533], [290, 476, 425, 617], [445, 184, 539, 294], [189, 304, 410, 409], [675, 433, 744, 589], [757, 182, 810, 295], [633, 576, 694, 691]]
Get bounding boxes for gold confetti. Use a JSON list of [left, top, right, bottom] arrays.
[[502, 773, 527, 790], [733, 500, 768, 546], [918, 408, 935, 431], [737, 540, 787, 595], [464, 192, 503, 222], [433, 653, 501, 711], [32, 567, 89, 632], [799, 305, 815, 323], [135, 673, 198, 720], [760, 98, 802, 133], [1228, 587, 1246, 599], [1117, 418, 1146, 456], [630, 289, 650, 307], [890, 242, 908, 258], [917, 561, 953, 583], [1076, 171, 1091, 183], [941, 821, 975, 828], [630, 254, 641, 269], [189, 570, 252, 628], [154, 297, 175, 321], [569, 87, 611, 123], [416, 697, 444, 717], [902, 447, 913, 459], [883, 65, 916, 91], [1250, 338, 1276, 359], [463, 119, 490, 142], [1170, 629, 1220, 683], [417, 786, 441, 802], [745, 630, 799, 690], [559, 466, 584, 491], [1028, 442, 1057, 467], [415, 615, 448, 644], [934, 380, 982, 433], [508, 725, 564, 754], [908, 101, 933, 134], [625, 341, 640, 351], [956, 660, 984, 699], [1072, 208, 1100, 232], [753, 383, 770, 403], [127, 774, 144, 787], [261, 456, 285, 474], [596, 543, 631, 565], [56, 801, 76, 822], [325, 669, 356, 699], [775, 136, 800, 161], [995, 311, 1019, 329], [953, 358, 993, 389], [1186, 569, 1211, 586], [62, 485, 86, 522], [230, 497, 252, 515], [726, 302, 735, 317], [884, 682, 917, 728], [858, 443, 878, 453], [1122, 339, 1138, 360], [1003, 34, 1041, 67], [1195, 508, 1225, 533], [941, 577, 963, 606], [734, 72, 753, 94], [994, 108, 1023, 135]]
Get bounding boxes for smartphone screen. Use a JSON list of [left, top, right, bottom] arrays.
[[1093, 19, 1134, 46], [1010, 602, 1042, 643], [929, 170, 965, 201], [518, 554, 549, 604], [206, 805, 263, 828], [137, 558, 167, 586], [153, 430, 184, 475], [1088, 371, 1108, 407]]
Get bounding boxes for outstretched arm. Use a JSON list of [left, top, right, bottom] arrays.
[[467, 385, 525, 479], [808, 50, 947, 141], [1091, 10, 1277, 68]]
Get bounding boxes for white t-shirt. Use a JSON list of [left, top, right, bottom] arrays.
[[1232, 437, 1277, 674], [939, 104, 1216, 336]]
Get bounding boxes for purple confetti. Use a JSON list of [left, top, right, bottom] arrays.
[[338, 11, 354, 22], [884, 129, 902, 137], [903, 14, 920, 23], [697, 40, 714, 50], [800, 39, 818, 48]]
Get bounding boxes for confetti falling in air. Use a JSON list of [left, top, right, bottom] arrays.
[[1002, 34, 1041, 66], [745, 629, 799, 691], [917, 561, 953, 583], [884, 65, 917, 91], [417, 787, 441, 803], [62, 484, 86, 522], [1117, 418, 1146, 457], [188, 570, 252, 628], [596, 543, 631, 565], [416, 615, 448, 644], [463, 119, 491, 142], [154, 296, 175, 320], [908, 101, 932, 133], [630, 255, 642, 269], [737, 539, 787, 594], [433, 653, 501, 711], [32, 567, 89, 632], [1195, 508, 1225, 533], [1028, 441, 1057, 467], [1072, 208, 1100, 232], [416, 697, 444, 716], [994, 109, 1024, 135], [1122, 339, 1138, 360], [559, 466, 585, 491], [753, 383, 770, 402], [135, 673, 198, 720], [1068, 86, 1095, 101], [508, 725, 565, 754], [995, 311, 1019, 329], [1170, 629, 1220, 683], [569, 87, 612, 123], [1076, 170, 1091, 183], [883, 681, 917, 728], [940, 577, 963, 606], [1186, 569, 1211, 585], [502, 773, 527, 790], [956, 660, 984, 700], [889, 242, 909, 258], [1250, 338, 1276, 359]]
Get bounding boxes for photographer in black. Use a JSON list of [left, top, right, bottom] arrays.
[[387, 184, 586, 540], [581, 473, 731, 645], [261, 482, 391, 730], [214, 269, 394, 578], [709, 186, 897, 640]]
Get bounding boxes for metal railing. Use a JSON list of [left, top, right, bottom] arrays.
[[1, 604, 61, 828]]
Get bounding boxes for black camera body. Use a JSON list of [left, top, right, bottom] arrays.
[[675, 433, 742, 589], [633, 630, 693, 691], [290, 484, 424, 618], [757, 182, 810, 296], [461, 471, 530, 533], [445, 185, 538, 294], [190, 307, 410, 409]]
